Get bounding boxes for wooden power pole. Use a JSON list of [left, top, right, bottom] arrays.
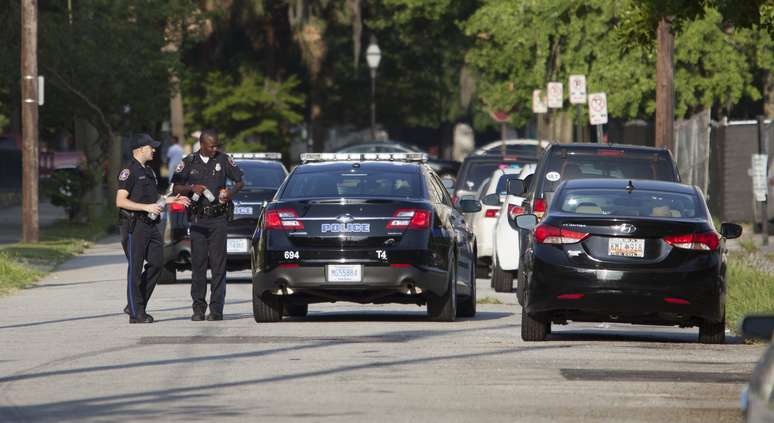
[[655, 17, 674, 152], [21, 0, 39, 243]]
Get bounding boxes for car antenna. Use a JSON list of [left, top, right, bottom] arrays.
[[625, 180, 635, 193]]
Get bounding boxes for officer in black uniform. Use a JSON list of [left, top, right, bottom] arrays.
[[116, 134, 191, 323], [172, 129, 244, 321]]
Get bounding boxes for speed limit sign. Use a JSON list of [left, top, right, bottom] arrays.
[[588, 92, 608, 125]]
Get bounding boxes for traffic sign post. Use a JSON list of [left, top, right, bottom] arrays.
[[588, 92, 608, 143], [756, 116, 769, 244], [547, 83, 562, 142], [532, 89, 547, 140], [490, 110, 511, 156], [569, 75, 586, 143]]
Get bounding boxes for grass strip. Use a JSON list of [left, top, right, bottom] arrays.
[[726, 251, 774, 332]]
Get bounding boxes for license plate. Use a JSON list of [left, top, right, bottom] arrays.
[[227, 238, 249, 253], [608, 238, 645, 257], [326, 264, 362, 282], [234, 206, 253, 215]]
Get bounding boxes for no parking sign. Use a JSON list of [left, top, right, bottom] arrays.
[[588, 93, 608, 125]]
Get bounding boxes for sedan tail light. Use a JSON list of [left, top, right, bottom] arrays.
[[534, 224, 589, 244], [386, 209, 431, 230], [507, 204, 525, 219], [484, 209, 499, 218], [663, 232, 719, 251], [533, 198, 546, 219], [169, 202, 186, 213], [263, 209, 304, 230]]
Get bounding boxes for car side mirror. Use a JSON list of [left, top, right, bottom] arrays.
[[507, 179, 525, 196], [741, 315, 774, 341], [515, 214, 538, 230], [458, 199, 481, 213], [720, 222, 742, 239], [481, 193, 501, 206]]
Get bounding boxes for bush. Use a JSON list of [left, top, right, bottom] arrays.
[[41, 167, 95, 221]]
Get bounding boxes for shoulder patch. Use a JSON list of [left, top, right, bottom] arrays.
[[175, 162, 185, 173], [119, 169, 130, 181], [227, 155, 237, 167]]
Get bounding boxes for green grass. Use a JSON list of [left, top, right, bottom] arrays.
[[726, 251, 774, 332], [477, 296, 503, 305], [0, 212, 116, 296]]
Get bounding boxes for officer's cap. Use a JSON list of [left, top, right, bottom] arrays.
[[131, 133, 161, 150]]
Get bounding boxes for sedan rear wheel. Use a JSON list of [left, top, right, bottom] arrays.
[[698, 310, 726, 344], [284, 303, 309, 317], [428, 255, 457, 322], [521, 307, 549, 341], [457, 262, 476, 318], [253, 284, 282, 323], [492, 259, 513, 293]]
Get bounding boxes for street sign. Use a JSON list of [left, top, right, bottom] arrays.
[[752, 154, 768, 202], [547, 82, 563, 109], [532, 89, 547, 114], [588, 92, 608, 125], [569, 75, 586, 104], [489, 111, 510, 123]]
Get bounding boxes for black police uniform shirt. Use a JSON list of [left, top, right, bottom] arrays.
[[117, 158, 159, 207], [172, 152, 243, 204]]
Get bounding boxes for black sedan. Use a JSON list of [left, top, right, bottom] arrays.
[[250, 152, 480, 322], [514, 178, 742, 343]]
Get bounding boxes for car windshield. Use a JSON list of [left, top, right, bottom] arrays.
[[230, 162, 286, 189], [556, 188, 704, 218], [462, 161, 526, 192], [282, 170, 422, 199], [494, 173, 521, 196]]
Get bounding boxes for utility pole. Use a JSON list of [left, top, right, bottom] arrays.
[[655, 17, 674, 152], [21, 0, 39, 243]]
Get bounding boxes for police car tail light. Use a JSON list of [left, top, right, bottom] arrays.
[[663, 232, 718, 251], [534, 224, 588, 244], [386, 209, 431, 230], [264, 209, 304, 230], [169, 202, 186, 213]]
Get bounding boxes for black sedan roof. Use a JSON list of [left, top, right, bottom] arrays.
[[546, 142, 670, 154], [560, 178, 696, 194], [295, 160, 422, 174]]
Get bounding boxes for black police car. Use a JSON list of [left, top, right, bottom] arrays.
[[250, 152, 481, 322], [161, 152, 287, 283], [515, 178, 742, 343]]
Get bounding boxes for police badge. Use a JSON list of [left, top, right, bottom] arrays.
[[175, 162, 185, 173], [215, 163, 221, 172]]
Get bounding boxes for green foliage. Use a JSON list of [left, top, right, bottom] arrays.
[[41, 168, 96, 221], [183, 68, 304, 152], [727, 251, 774, 332]]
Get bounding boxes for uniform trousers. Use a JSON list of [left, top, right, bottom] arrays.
[[190, 214, 228, 314], [120, 219, 162, 318]]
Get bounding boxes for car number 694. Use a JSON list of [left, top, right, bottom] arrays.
[[283, 251, 300, 259]]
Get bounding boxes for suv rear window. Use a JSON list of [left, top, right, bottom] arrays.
[[457, 160, 529, 192], [282, 170, 422, 199], [556, 189, 703, 218], [539, 149, 676, 193]]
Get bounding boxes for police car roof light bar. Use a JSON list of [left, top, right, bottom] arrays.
[[300, 152, 427, 163], [230, 152, 282, 160]]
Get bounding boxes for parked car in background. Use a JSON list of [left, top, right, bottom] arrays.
[[335, 141, 460, 181], [469, 167, 524, 275], [491, 163, 536, 292], [160, 152, 288, 283], [740, 315, 774, 422], [515, 178, 741, 343], [473, 139, 550, 157], [453, 154, 538, 207]]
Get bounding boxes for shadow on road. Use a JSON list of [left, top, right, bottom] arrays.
[[548, 328, 745, 345]]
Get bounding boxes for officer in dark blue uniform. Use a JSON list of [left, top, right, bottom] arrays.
[[172, 129, 243, 321], [116, 134, 190, 323]]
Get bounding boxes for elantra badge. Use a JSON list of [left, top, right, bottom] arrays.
[[615, 223, 637, 234], [321, 223, 370, 233]]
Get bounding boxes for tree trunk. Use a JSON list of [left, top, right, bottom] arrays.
[[765, 71, 774, 119], [655, 17, 675, 151], [170, 75, 185, 142]]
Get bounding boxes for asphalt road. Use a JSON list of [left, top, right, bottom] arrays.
[[0, 237, 764, 422]]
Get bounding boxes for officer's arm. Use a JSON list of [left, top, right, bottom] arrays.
[[116, 190, 156, 213]]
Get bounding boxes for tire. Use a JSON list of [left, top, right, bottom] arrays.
[[516, 269, 526, 306], [284, 303, 309, 317], [428, 254, 457, 322], [698, 312, 726, 344], [521, 307, 549, 341], [457, 262, 476, 318], [158, 262, 177, 284], [252, 284, 282, 323], [492, 260, 513, 293]]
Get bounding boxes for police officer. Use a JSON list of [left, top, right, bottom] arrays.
[[172, 129, 243, 321], [116, 134, 191, 323]]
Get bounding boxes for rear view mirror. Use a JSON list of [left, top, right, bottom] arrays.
[[515, 214, 538, 230], [741, 315, 774, 341], [481, 193, 501, 206], [720, 222, 742, 239], [458, 199, 481, 213], [507, 179, 525, 196]]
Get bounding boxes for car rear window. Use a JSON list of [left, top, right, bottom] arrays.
[[234, 162, 286, 188], [282, 170, 422, 199], [556, 189, 703, 218], [539, 149, 676, 193], [459, 161, 528, 192]]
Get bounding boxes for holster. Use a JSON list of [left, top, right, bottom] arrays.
[[119, 209, 138, 233]]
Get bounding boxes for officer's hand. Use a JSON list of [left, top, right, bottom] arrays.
[[174, 195, 191, 207], [191, 184, 207, 194], [145, 204, 163, 215]]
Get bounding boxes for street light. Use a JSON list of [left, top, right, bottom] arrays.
[[366, 36, 381, 141]]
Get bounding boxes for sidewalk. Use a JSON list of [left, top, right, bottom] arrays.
[[0, 201, 66, 244]]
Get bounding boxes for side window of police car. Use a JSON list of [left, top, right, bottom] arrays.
[[431, 174, 453, 207], [424, 173, 442, 204]]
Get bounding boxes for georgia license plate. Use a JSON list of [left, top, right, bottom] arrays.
[[227, 238, 249, 253], [326, 264, 362, 282], [608, 238, 645, 257], [234, 206, 253, 215]]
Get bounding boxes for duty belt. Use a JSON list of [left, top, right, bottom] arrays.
[[118, 209, 158, 225]]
